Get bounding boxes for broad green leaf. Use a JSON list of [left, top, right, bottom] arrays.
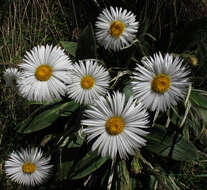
[[60, 41, 77, 57], [17, 101, 79, 134], [76, 23, 97, 59], [190, 90, 207, 109], [69, 151, 108, 180], [146, 125, 198, 161]]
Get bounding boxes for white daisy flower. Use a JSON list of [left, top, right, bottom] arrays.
[[3, 68, 21, 88], [4, 147, 53, 186], [67, 59, 110, 105], [131, 52, 190, 112], [95, 6, 139, 52], [82, 91, 149, 159], [18, 45, 72, 103]]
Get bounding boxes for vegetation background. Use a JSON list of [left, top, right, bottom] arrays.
[[1, 0, 207, 189]]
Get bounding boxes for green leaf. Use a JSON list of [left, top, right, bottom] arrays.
[[69, 151, 108, 180], [17, 101, 79, 134], [198, 108, 207, 125], [84, 160, 112, 189], [131, 152, 142, 175], [130, 176, 142, 190], [57, 135, 85, 180], [111, 160, 131, 190], [146, 125, 198, 161], [147, 175, 157, 190], [122, 83, 133, 103], [172, 17, 207, 52], [119, 160, 131, 190], [190, 90, 207, 109], [57, 147, 80, 180], [168, 107, 182, 126], [60, 41, 77, 57], [67, 134, 84, 149], [76, 23, 97, 59]]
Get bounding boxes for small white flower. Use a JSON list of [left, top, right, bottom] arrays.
[[95, 6, 139, 51], [18, 45, 72, 103], [131, 52, 190, 112], [5, 147, 53, 186], [67, 59, 110, 105], [82, 91, 149, 159], [3, 68, 21, 88]]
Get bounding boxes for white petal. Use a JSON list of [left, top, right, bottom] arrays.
[[82, 92, 150, 159], [95, 7, 139, 51], [67, 59, 110, 105], [18, 45, 72, 103], [5, 147, 53, 186], [131, 52, 190, 111]]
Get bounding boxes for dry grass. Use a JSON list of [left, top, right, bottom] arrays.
[[0, 0, 75, 65]]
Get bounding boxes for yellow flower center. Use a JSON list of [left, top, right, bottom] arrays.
[[22, 162, 36, 174], [81, 75, 95, 89], [109, 20, 125, 38], [151, 74, 171, 93], [35, 64, 53, 81], [105, 116, 125, 135]]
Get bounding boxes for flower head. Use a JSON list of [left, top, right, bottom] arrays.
[[5, 147, 53, 186], [95, 6, 139, 51], [3, 68, 21, 88], [131, 52, 190, 111], [18, 45, 72, 103], [82, 92, 149, 159], [67, 59, 110, 104]]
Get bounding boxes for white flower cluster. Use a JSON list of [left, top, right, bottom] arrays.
[[3, 6, 190, 187]]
